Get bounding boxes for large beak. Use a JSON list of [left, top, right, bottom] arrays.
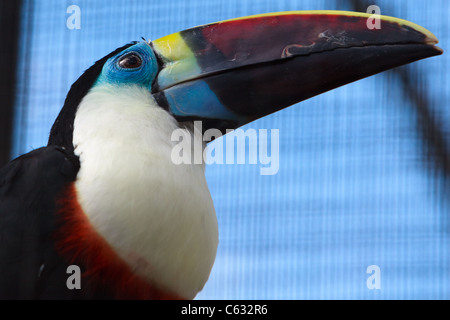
[[151, 11, 442, 132]]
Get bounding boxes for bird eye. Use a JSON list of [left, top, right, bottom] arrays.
[[118, 52, 142, 69]]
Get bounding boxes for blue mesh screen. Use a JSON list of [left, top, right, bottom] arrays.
[[11, 0, 450, 299]]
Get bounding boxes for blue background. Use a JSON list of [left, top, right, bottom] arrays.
[[11, 0, 449, 299]]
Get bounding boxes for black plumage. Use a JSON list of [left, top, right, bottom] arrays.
[[0, 43, 135, 299], [0, 146, 80, 298]]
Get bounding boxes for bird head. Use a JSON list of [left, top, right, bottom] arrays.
[[49, 10, 442, 150]]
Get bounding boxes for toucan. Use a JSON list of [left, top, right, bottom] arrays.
[[0, 11, 442, 299]]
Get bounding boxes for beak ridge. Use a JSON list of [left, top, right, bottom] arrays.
[[151, 11, 443, 130]]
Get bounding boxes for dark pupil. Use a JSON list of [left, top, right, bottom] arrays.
[[119, 53, 142, 69]]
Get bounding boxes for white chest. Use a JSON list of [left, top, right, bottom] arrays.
[[72, 85, 218, 299]]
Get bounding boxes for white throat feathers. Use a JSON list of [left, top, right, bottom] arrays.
[[72, 84, 218, 299]]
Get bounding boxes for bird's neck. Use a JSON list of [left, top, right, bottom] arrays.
[[71, 85, 218, 299]]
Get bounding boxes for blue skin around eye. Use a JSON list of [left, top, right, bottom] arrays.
[[94, 42, 158, 91], [93, 41, 243, 123]]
